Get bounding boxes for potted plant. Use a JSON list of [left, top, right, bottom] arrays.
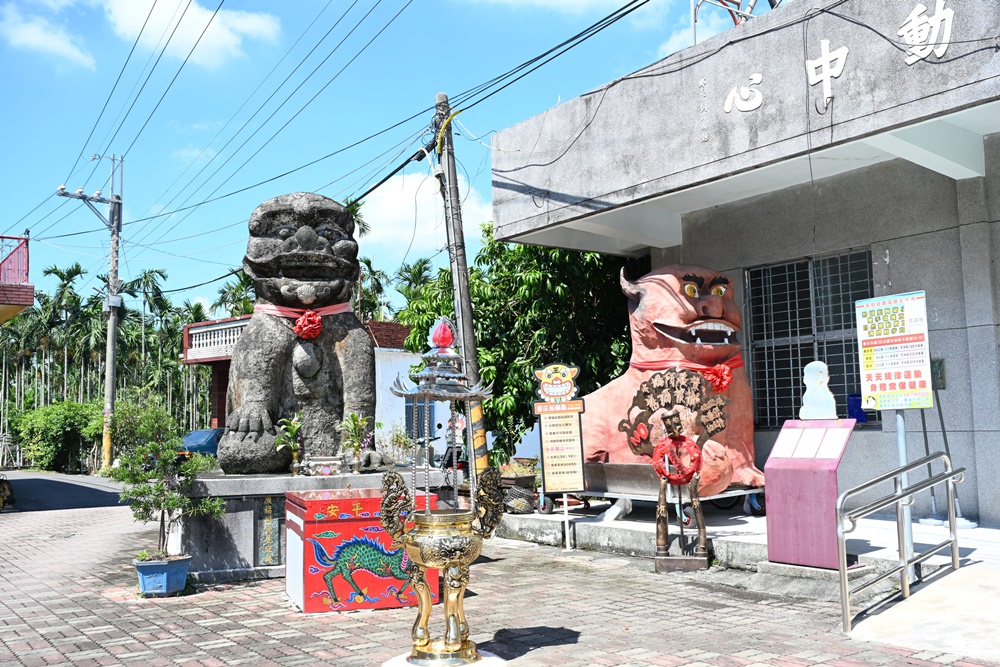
[[498, 459, 537, 490], [339, 412, 381, 473], [108, 438, 225, 596], [275, 410, 303, 474]]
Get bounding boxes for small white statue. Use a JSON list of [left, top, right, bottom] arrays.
[[799, 360, 837, 420]]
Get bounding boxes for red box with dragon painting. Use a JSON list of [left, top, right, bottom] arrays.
[[285, 488, 438, 613]]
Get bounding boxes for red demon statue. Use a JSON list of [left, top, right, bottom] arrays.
[[582, 264, 764, 497]]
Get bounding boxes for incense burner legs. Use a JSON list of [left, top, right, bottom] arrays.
[[404, 510, 482, 664], [381, 467, 504, 666]]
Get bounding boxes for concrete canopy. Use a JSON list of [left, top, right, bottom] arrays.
[[490, 1, 1000, 256]]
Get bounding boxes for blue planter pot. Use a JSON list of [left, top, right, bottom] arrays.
[[133, 555, 192, 596]]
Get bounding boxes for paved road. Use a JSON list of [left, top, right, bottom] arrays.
[[2, 499, 998, 666], [2, 471, 122, 512]]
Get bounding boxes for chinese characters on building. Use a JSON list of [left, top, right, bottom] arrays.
[[724, 73, 763, 113], [717, 1, 955, 119], [806, 39, 850, 105], [855, 291, 933, 411], [898, 0, 953, 65]]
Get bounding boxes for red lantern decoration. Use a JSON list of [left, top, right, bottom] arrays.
[[430, 318, 455, 350]]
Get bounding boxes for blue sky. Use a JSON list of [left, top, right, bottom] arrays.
[[0, 0, 739, 315]]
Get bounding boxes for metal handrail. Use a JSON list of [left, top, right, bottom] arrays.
[[837, 452, 965, 632]]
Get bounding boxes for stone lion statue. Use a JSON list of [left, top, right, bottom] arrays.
[[218, 192, 375, 474], [582, 264, 764, 496]]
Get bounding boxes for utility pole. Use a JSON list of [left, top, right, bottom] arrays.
[[57, 155, 123, 470], [434, 93, 490, 476]]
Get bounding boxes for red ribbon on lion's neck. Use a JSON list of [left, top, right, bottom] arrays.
[[629, 353, 744, 392], [253, 302, 353, 340]]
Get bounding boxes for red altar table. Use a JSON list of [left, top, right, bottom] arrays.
[[285, 488, 438, 613]]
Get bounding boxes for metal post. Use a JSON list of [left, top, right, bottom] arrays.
[[894, 475, 911, 599], [691, 0, 697, 45], [562, 494, 572, 551], [436, 93, 489, 477], [947, 477, 960, 569], [896, 411, 915, 580]]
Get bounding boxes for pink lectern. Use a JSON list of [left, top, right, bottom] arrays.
[[765, 419, 856, 569]]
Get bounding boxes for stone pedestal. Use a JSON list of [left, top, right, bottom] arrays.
[[170, 468, 452, 583]]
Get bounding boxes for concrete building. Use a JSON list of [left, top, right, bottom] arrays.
[[491, 2, 1000, 522]]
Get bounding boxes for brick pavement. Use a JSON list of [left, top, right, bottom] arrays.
[[1, 506, 997, 667]]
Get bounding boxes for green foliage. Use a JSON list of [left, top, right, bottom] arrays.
[[275, 411, 303, 452], [83, 390, 180, 459], [397, 224, 648, 465], [376, 422, 414, 462], [135, 549, 169, 562], [340, 412, 381, 454], [108, 438, 225, 554], [15, 401, 100, 471]]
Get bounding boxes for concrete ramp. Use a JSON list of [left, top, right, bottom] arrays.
[[851, 561, 1000, 663]]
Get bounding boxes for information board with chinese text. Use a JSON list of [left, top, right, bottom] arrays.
[[532, 363, 586, 495], [855, 291, 932, 411]]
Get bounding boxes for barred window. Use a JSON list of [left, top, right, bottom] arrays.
[[744, 250, 875, 428]]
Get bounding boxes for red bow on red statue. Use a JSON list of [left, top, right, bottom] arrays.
[[700, 363, 733, 392], [629, 354, 743, 392], [293, 310, 323, 339]]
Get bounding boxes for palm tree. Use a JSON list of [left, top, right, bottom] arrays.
[[124, 268, 168, 378], [355, 257, 393, 322], [344, 198, 369, 237], [42, 263, 86, 401], [395, 257, 432, 303], [212, 269, 255, 317], [180, 299, 209, 325]]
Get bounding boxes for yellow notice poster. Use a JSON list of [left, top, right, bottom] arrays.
[[532, 364, 586, 495], [855, 291, 932, 411]]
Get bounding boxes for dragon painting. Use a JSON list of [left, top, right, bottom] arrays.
[[307, 535, 420, 605]]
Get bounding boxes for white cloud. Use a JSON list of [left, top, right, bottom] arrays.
[[657, 8, 730, 58], [102, 0, 280, 69], [171, 144, 217, 165], [0, 3, 95, 69], [353, 169, 491, 278]]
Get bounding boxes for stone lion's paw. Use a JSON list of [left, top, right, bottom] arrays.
[[228, 404, 274, 434]]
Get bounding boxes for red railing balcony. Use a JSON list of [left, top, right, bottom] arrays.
[[0, 236, 34, 325]]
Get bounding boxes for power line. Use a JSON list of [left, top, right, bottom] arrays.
[[96, 0, 197, 163], [135, 0, 415, 249], [121, 1, 226, 159], [132, 0, 341, 223], [63, 0, 159, 184], [161, 268, 240, 294], [128, 0, 375, 244]]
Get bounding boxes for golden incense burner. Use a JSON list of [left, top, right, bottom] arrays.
[[381, 470, 503, 665], [383, 317, 504, 665]]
